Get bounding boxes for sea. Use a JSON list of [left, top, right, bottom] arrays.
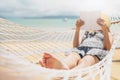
[[7, 18, 77, 31], [6, 18, 120, 32]]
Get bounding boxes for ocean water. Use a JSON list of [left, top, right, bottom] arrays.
[[7, 18, 77, 30]]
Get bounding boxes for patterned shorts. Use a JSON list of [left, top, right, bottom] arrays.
[[74, 46, 108, 61]]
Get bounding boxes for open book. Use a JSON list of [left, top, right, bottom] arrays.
[[80, 11, 101, 31]]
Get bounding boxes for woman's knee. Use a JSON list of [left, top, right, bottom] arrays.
[[79, 55, 96, 65], [69, 52, 81, 58]]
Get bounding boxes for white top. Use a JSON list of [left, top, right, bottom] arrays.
[[79, 31, 104, 48]]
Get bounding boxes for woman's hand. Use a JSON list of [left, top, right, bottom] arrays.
[[76, 19, 84, 30], [97, 18, 107, 32]]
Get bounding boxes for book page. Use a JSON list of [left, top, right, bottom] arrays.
[[80, 11, 101, 31]]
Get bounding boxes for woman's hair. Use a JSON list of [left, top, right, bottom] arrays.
[[101, 13, 111, 32], [101, 13, 111, 28]]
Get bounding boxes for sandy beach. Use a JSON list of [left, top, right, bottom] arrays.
[[0, 18, 120, 80]]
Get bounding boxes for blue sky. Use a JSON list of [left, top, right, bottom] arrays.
[[0, 0, 120, 18]]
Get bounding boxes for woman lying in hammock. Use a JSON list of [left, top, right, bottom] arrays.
[[39, 18, 113, 70]]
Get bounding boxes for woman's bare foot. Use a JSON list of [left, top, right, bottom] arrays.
[[39, 52, 68, 69]]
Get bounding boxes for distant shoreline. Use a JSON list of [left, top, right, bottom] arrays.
[[3, 15, 79, 19]]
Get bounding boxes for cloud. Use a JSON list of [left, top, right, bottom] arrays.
[[0, 0, 119, 17]]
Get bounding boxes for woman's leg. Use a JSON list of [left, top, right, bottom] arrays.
[[39, 52, 81, 69], [63, 52, 81, 69], [73, 55, 99, 69]]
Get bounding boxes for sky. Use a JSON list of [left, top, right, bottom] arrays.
[[0, 0, 120, 18]]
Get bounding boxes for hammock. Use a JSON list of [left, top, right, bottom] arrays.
[[0, 18, 120, 80], [110, 16, 120, 48]]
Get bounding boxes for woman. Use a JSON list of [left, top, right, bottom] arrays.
[[39, 18, 113, 70]]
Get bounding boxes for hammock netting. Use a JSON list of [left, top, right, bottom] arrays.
[[0, 17, 120, 80]]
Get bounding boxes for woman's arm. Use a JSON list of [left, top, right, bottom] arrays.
[[97, 18, 111, 50], [73, 19, 84, 48], [102, 26, 111, 50]]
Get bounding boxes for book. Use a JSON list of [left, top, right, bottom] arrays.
[[80, 11, 101, 31]]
